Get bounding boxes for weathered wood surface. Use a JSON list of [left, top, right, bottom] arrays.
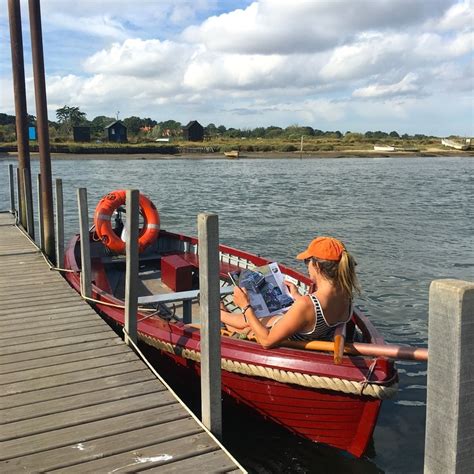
[[0, 213, 242, 472]]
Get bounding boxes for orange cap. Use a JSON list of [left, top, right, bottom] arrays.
[[296, 236, 345, 262]]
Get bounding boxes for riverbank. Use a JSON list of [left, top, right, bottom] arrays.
[[1, 149, 473, 160]]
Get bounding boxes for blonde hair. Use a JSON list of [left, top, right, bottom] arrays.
[[312, 249, 360, 298]]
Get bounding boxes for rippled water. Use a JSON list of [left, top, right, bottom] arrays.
[[1, 156, 473, 473]]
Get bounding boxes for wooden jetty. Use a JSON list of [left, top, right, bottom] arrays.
[[0, 212, 242, 473]]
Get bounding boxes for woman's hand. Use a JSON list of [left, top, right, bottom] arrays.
[[284, 280, 302, 300], [233, 286, 250, 309]]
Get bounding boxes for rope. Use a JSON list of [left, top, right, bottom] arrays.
[[122, 328, 246, 473], [15, 221, 75, 273], [139, 333, 398, 400]]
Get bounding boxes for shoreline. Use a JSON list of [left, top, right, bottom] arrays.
[[1, 150, 473, 160]]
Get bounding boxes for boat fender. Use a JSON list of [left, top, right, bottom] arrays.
[[94, 189, 160, 254]]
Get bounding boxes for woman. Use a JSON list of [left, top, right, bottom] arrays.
[[220, 236, 360, 349]]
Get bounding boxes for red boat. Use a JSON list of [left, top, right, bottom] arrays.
[[63, 196, 398, 458]]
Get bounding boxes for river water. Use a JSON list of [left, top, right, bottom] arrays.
[[1, 156, 473, 473]]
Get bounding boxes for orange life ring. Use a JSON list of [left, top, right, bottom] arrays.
[[94, 189, 160, 254]]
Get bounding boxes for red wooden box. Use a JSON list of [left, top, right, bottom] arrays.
[[161, 254, 194, 292]]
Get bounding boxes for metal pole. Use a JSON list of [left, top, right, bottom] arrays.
[[37, 173, 44, 251], [23, 168, 34, 239], [29, 0, 55, 263], [55, 179, 64, 267], [77, 188, 91, 299], [198, 212, 222, 439], [124, 189, 139, 346], [8, 0, 32, 227], [9, 164, 15, 213]]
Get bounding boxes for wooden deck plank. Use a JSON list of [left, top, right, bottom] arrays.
[[0, 305, 94, 322], [1, 391, 178, 442], [0, 417, 202, 472], [0, 325, 114, 347], [0, 359, 146, 396], [1, 369, 154, 409], [0, 331, 117, 356], [1, 379, 166, 424], [0, 337, 124, 366], [0, 214, 241, 472], [145, 450, 241, 473], [0, 343, 131, 375], [0, 351, 140, 385], [0, 308, 97, 328], [0, 404, 186, 461], [0, 318, 109, 340], [49, 431, 219, 473]]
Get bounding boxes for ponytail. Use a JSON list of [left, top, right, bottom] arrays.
[[313, 249, 360, 298], [337, 250, 360, 298]]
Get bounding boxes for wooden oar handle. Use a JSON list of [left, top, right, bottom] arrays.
[[283, 339, 428, 361]]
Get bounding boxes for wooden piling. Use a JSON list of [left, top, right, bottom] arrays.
[[77, 188, 91, 299], [424, 279, 474, 473], [8, 0, 32, 228], [124, 189, 139, 346], [8, 164, 15, 213], [23, 168, 34, 239], [197, 213, 222, 439], [55, 179, 64, 267], [16, 168, 23, 226], [37, 173, 44, 251], [29, 0, 55, 262]]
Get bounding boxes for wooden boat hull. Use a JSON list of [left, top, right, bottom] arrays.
[[63, 230, 397, 458]]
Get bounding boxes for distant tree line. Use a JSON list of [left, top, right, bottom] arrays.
[[0, 109, 444, 143]]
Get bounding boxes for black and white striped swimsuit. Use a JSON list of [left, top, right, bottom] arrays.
[[290, 294, 352, 342]]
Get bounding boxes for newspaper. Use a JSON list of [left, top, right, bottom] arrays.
[[229, 262, 294, 318]]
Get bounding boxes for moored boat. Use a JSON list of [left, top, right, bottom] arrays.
[[63, 191, 398, 458], [224, 150, 240, 158]]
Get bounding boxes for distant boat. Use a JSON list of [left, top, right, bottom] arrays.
[[441, 138, 470, 150], [374, 145, 419, 152], [373, 145, 395, 152], [224, 150, 240, 158]]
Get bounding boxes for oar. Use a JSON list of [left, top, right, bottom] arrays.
[[283, 339, 428, 361]]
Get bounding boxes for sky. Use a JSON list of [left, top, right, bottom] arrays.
[[0, 0, 473, 136]]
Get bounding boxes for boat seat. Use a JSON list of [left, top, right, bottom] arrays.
[[139, 286, 234, 324], [138, 285, 234, 305]]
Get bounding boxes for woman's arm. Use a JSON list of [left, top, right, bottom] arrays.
[[220, 308, 249, 330], [233, 287, 313, 349], [284, 280, 304, 300]]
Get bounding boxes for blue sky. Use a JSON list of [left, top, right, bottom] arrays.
[[1, 0, 473, 136]]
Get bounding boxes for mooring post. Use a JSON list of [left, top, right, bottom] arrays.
[[424, 279, 474, 474], [23, 168, 34, 239], [198, 212, 222, 439], [55, 179, 64, 267], [124, 189, 139, 346], [77, 188, 92, 299], [37, 173, 44, 251], [9, 164, 15, 213], [16, 167, 23, 227]]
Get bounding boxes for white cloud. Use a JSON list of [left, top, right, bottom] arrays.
[[1, 0, 472, 135], [436, 0, 474, 31], [84, 39, 191, 78], [47, 13, 127, 41], [353, 73, 421, 99], [182, 0, 454, 54]]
